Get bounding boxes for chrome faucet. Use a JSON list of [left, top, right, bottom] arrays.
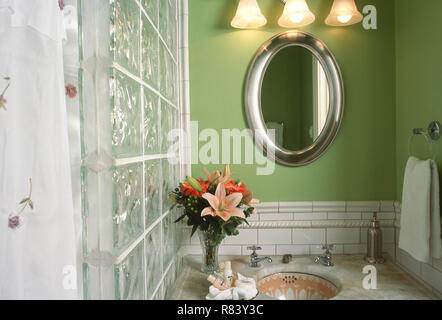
[[314, 244, 334, 267], [247, 246, 272, 268]]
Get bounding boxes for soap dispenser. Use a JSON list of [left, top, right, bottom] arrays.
[[365, 212, 385, 264]]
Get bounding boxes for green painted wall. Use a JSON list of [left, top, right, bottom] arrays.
[[395, 0, 442, 199], [189, 0, 397, 201]]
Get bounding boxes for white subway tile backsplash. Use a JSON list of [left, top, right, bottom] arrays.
[[246, 213, 260, 222], [313, 201, 345, 212], [309, 245, 323, 255], [224, 229, 257, 245], [380, 212, 396, 220], [276, 245, 310, 255], [346, 201, 380, 212], [343, 244, 365, 254], [311, 220, 336, 228], [218, 245, 242, 255], [259, 213, 293, 221], [330, 244, 343, 254], [309, 245, 325, 255], [327, 212, 361, 220], [254, 202, 279, 213], [279, 202, 312, 213], [292, 229, 325, 245], [362, 212, 395, 220], [258, 229, 291, 244], [293, 212, 327, 220], [327, 228, 360, 244], [382, 228, 395, 244], [309, 244, 343, 254], [380, 201, 395, 212], [254, 202, 279, 208], [361, 212, 374, 220], [242, 245, 275, 256], [361, 228, 368, 243]]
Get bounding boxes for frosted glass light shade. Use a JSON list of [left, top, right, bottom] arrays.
[[325, 0, 363, 26], [278, 0, 315, 28], [231, 0, 267, 29]]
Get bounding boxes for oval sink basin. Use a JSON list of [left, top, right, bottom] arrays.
[[257, 272, 339, 300]]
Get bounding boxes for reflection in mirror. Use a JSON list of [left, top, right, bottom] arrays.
[[261, 46, 329, 151]]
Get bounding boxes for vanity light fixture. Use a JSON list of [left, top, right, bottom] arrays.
[[231, 0, 267, 29], [325, 0, 363, 26], [278, 0, 315, 28], [231, 0, 364, 29]]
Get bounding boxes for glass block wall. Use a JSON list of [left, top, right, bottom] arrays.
[[78, 0, 188, 299]]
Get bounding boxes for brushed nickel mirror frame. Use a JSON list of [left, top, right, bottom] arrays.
[[244, 30, 344, 167]]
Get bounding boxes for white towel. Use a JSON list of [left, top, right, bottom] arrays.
[[399, 157, 442, 263], [205, 273, 258, 300]]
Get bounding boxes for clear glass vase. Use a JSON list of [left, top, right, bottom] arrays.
[[197, 228, 221, 274]]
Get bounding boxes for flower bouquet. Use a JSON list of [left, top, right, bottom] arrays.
[[169, 165, 260, 273]]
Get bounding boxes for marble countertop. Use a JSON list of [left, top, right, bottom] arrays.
[[171, 255, 439, 300]]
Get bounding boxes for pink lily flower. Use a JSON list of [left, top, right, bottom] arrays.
[[201, 183, 245, 221], [203, 167, 221, 184]]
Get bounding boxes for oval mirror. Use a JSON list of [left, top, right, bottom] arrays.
[[245, 31, 344, 167]]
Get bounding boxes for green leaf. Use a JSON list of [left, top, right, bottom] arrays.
[[222, 222, 239, 236], [174, 213, 187, 223], [29, 201, 34, 210], [19, 198, 29, 205], [190, 224, 199, 237]]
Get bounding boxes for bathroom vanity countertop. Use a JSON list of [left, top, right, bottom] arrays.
[[171, 255, 439, 300]]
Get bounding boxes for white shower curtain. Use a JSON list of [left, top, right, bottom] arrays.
[[0, 0, 78, 299]]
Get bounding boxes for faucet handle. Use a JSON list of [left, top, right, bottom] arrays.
[[321, 244, 334, 252], [247, 245, 262, 254]]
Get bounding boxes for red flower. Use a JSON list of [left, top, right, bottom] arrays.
[[65, 84, 77, 99], [225, 181, 248, 196], [180, 183, 201, 197], [197, 179, 209, 193], [180, 179, 209, 197]]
